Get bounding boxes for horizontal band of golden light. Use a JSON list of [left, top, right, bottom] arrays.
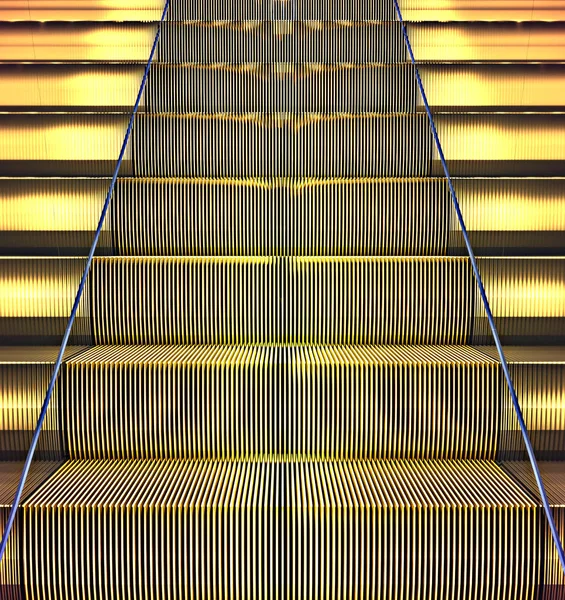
[[0, 260, 84, 317], [0, 116, 128, 161], [400, 0, 565, 21], [455, 191, 565, 232], [0, 67, 144, 108], [436, 116, 565, 162], [0, 186, 107, 232], [516, 407, 565, 430], [1, 0, 164, 21], [0, 24, 156, 61], [408, 24, 565, 61], [420, 66, 565, 109], [482, 268, 565, 318]]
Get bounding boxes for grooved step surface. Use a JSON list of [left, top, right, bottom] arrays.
[[144, 63, 417, 113], [63, 344, 499, 460], [131, 113, 433, 178], [113, 178, 451, 256], [89, 257, 473, 345], [21, 458, 538, 600], [158, 22, 404, 64]]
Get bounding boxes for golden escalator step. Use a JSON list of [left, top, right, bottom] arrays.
[[62, 344, 499, 460], [21, 457, 538, 600]]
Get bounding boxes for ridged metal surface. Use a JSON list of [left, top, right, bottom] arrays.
[[131, 113, 432, 177], [0, 461, 62, 600], [167, 0, 394, 21], [90, 257, 473, 345], [145, 63, 417, 113], [475, 347, 565, 461], [113, 178, 450, 256], [1, 0, 564, 596], [503, 462, 565, 593], [158, 21, 404, 64], [22, 458, 538, 600], [64, 344, 499, 460]]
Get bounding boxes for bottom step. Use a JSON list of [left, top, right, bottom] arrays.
[[16, 458, 538, 599]]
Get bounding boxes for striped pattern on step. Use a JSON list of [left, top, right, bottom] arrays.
[[0, 461, 62, 598], [0, 347, 87, 460], [144, 64, 417, 113], [90, 257, 473, 345], [113, 178, 450, 256], [22, 458, 539, 600], [63, 344, 499, 460], [131, 114, 432, 178], [158, 22, 404, 64], [502, 461, 565, 593], [166, 0, 394, 21]]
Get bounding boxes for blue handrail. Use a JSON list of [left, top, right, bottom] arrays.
[[391, 0, 565, 576], [0, 0, 171, 563]]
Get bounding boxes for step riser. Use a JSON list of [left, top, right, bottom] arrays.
[[159, 22, 404, 64], [62, 347, 499, 460], [145, 65, 417, 113], [89, 258, 472, 345], [113, 179, 451, 257], [166, 1, 394, 21], [20, 459, 540, 600], [23, 504, 537, 600], [131, 115, 433, 178]]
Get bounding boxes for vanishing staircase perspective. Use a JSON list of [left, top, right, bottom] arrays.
[[1, 0, 565, 597]]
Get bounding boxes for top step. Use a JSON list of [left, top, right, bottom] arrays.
[[0, 0, 395, 22]]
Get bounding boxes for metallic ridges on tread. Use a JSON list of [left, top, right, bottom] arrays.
[[21, 458, 538, 600], [158, 21, 404, 64], [144, 63, 417, 113], [90, 257, 473, 345], [131, 113, 433, 177], [113, 178, 450, 256], [63, 344, 499, 460]]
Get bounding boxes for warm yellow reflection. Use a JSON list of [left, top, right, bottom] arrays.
[[1, 0, 164, 21], [0, 180, 107, 231], [0, 24, 156, 61], [481, 260, 565, 318], [455, 180, 565, 232], [401, 0, 565, 21], [0, 68, 144, 108], [0, 116, 128, 161], [437, 116, 565, 162], [409, 24, 565, 61], [0, 259, 83, 317], [421, 67, 565, 109]]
